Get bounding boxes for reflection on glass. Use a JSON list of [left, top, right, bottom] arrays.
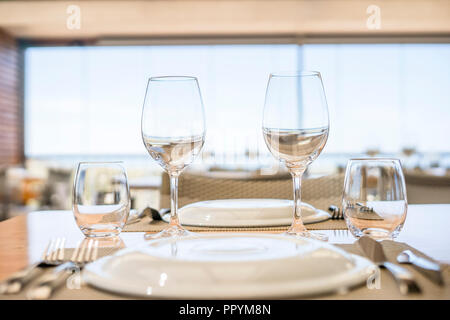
[[262, 71, 329, 241], [342, 158, 407, 240], [73, 162, 130, 238], [141, 76, 206, 239]]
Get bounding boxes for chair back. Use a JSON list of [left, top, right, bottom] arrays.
[[160, 171, 345, 211], [404, 171, 450, 204]]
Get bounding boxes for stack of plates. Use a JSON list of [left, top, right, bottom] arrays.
[[162, 199, 331, 227], [83, 233, 375, 298]]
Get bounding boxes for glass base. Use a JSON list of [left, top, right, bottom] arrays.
[[283, 219, 329, 241], [282, 230, 329, 242], [348, 223, 403, 240], [358, 228, 394, 240], [80, 225, 122, 238], [144, 225, 194, 240]]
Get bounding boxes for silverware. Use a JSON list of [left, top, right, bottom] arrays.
[[357, 236, 421, 295], [328, 205, 344, 220], [158, 208, 170, 219], [126, 207, 151, 224], [126, 207, 165, 224], [338, 209, 344, 220], [0, 237, 66, 294], [333, 229, 350, 237], [397, 250, 444, 286], [355, 202, 375, 213], [27, 238, 99, 300]]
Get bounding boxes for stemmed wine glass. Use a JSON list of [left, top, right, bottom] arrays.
[[262, 71, 329, 241], [141, 76, 206, 239]]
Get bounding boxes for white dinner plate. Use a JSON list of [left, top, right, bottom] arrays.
[[83, 233, 375, 299], [162, 199, 330, 227]]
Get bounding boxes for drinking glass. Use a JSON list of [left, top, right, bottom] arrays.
[[342, 158, 407, 240], [141, 76, 206, 239], [73, 162, 130, 238], [262, 71, 329, 241]]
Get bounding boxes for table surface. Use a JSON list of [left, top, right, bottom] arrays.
[[0, 204, 449, 282]]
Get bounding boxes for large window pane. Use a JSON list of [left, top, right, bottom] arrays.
[[25, 45, 300, 158], [25, 43, 450, 163], [303, 43, 450, 154]]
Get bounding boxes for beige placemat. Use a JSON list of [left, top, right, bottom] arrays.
[[1, 240, 449, 300], [317, 241, 450, 300], [123, 217, 348, 232]]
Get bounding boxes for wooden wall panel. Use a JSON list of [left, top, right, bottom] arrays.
[[0, 0, 449, 39], [0, 29, 22, 165]]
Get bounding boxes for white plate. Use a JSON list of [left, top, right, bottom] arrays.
[[83, 233, 375, 299], [162, 199, 330, 227]]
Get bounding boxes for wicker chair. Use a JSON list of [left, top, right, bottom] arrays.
[[159, 171, 345, 211]]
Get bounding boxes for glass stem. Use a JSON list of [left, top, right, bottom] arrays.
[[169, 174, 180, 227], [289, 168, 307, 233]]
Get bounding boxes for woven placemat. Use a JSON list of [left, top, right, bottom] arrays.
[[123, 216, 348, 233]]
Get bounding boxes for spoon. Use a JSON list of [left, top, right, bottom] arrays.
[[397, 250, 444, 286]]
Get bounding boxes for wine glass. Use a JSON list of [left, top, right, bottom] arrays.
[[141, 76, 206, 239], [73, 162, 130, 238], [342, 158, 407, 240], [262, 71, 329, 241]]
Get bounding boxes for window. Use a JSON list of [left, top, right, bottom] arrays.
[[303, 43, 450, 154], [25, 43, 450, 165], [25, 45, 300, 159]]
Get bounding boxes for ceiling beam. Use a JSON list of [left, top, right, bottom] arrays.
[[0, 0, 449, 40]]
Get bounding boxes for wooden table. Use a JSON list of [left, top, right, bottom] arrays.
[[0, 204, 449, 282]]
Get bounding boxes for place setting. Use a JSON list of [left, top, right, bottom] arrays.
[[1, 71, 448, 301]]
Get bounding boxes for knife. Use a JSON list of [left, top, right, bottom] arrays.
[[357, 236, 421, 295], [397, 250, 444, 286], [26, 262, 77, 300], [0, 262, 45, 294]]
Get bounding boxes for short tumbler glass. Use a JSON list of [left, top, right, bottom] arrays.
[[73, 162, 130, 238], [342, 158, 407, 240]]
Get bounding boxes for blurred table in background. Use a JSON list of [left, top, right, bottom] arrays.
[[2, 154, 450, 221], [405, 169, 450, 204]]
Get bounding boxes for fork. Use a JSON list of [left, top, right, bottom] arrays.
[[27, 238, 99, 300], [0, 237, 66, 294], [328, 205, 344, 220]]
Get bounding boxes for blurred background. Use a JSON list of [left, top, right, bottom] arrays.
[[0, 0, 449, 220]]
